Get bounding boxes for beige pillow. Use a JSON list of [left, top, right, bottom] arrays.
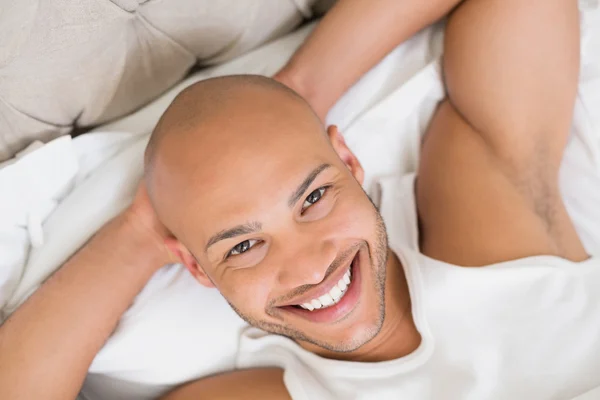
[[0, 0, 320, 161]]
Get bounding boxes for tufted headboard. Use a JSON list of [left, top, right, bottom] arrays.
[[0, 0, 328, 162]]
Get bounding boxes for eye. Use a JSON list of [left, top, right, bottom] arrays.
[[228, 239, 259, 257], [302, 187, 327, 211]]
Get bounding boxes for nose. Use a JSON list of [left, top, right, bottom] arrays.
[[276, 230, 338, 290]]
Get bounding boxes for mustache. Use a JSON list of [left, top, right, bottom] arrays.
[[271, 243, 361, 308]]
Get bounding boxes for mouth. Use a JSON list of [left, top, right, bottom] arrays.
[[280, 248, 363, 324], [298, 267, 352, 311]]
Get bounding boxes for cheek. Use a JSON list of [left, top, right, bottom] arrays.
[[219, 269, 275, 315], [330, 190, 377, 237]]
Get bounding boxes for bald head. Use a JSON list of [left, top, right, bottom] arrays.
[[144, 74, 331, 240], [138, 76, 385, 356], [146, 75, 312, 172]]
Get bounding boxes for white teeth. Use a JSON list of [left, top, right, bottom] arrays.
[[329, 285, 342, 301], [298, 267, 353, 311], [318, 293, 334, 307], [343, 272, 351, 285]]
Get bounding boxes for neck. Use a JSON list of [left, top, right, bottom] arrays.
[[348, 248, 421, 362]]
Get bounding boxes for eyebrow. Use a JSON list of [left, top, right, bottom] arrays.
[[205, 221, 262, 251], [287, 163, 331, 207], [204, 162, 331, 252]]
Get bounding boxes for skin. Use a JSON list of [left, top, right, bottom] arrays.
[[417, 0, 586, 266], [146, 76, 420, 361]]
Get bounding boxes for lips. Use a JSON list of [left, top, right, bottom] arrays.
[[280, 247, 359, 309], [299, 268, 352, 311], [280, 249, 363, 324]]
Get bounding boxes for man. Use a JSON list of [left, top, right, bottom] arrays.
[[150, 0, 600, 398], [1, 0, 599, 399]]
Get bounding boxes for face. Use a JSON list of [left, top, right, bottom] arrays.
[[153, 89, 390, 354]]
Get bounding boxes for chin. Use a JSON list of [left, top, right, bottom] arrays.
[[338, 317, 384, 351], [299, 310, 384, 354]]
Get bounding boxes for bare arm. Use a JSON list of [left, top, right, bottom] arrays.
[[443, 0, 580, 170], [275, 0, 462, 120], [0, 185, 173, 400], [417, 0, 587, 265], [161, 368, 290, 400]]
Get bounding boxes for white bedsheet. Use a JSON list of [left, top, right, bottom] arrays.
[[1, 6, 600, 400]]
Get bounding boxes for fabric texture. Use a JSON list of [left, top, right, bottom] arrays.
[[0, 0, 322, 161]]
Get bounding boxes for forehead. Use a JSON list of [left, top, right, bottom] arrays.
[[188, 100, 331, 191]]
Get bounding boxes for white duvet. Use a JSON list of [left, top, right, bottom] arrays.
[[1, 7, 600, 400]]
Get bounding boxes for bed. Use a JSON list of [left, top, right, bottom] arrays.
[[1, 5, 599, 399]]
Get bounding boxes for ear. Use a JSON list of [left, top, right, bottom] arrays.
[[327, 125, 364, 185], [164, 237, 215, 288]]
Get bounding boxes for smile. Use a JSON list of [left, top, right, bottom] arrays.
[[280, 249, 363, 324], [299, 268, 352, 311]]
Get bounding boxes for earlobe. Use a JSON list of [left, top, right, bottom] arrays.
[[327, 125, 365, 185], [164, 238, 215, 288]]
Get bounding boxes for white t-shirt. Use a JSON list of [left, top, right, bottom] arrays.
[[236, 173, 600, 400]]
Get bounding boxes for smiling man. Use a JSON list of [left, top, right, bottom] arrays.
[[145, 0, 600, 398], [145, 76, 412, 361], [2, 0, 600, 399]]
